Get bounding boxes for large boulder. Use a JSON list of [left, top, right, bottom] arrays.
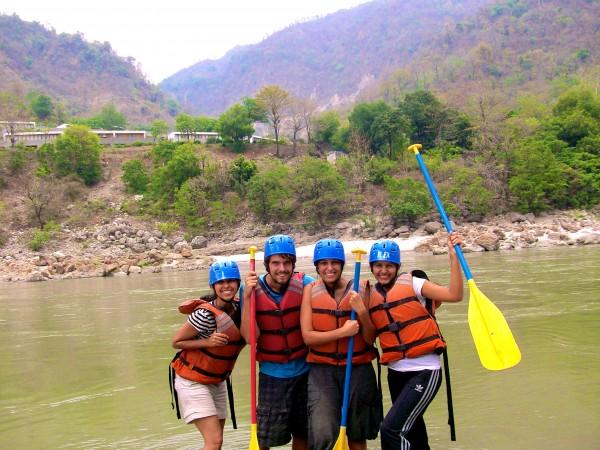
[[191, 235, 208, 249], [474, 232, 500, 251], [424, 222, 443, 235]]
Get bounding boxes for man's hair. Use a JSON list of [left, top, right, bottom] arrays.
[[264, 253, 296, 273]]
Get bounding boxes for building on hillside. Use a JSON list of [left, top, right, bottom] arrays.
[[0, 126, 150, 148], [1, 130, 62, 147], [92, 129, 149, 144], [167, 131, 220, 143], [0, 121, 36, 131], [249, 135, 275, 144]]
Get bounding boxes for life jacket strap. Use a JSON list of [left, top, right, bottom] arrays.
[[177, 354, 230, 380], [375, 315, 431, 334], [311, 308, 351, 317], [369, 296, 420, 313], [381, 334, 444, 354], [256, 305, 301, 316], [169, 352, 182, 419], [260, 324, 301, 336]]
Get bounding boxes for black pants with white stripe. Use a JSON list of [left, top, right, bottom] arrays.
[[380, 368, 442, 450]]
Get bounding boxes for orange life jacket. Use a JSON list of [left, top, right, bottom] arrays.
[[367, 272, 446, 364], [307, 279, 376, 366], [255, 272, 308, 362], [171, 299, 245, 384]]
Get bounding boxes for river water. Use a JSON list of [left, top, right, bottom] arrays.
[[1, 246, 599, 450]]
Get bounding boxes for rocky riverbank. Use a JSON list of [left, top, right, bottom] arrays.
[[1, 210, 599, 283]]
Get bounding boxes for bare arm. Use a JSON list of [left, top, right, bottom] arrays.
[[240, 271, 260, 344], [300, 283, 359, 347], [349, 290, 376, 345], [171, 322, 229, 349], [421, 232, 464, 304]]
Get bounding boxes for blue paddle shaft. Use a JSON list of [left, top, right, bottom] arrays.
[[414, 151, 473, 281], [340, 259, 362, 427]]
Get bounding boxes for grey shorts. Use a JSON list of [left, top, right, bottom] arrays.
[[257, 371, 309, 448], [307, 363, 382, 450]]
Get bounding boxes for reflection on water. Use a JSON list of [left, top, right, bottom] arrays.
[[1, 247, 599, 449]]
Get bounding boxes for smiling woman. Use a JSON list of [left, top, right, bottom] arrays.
[[170, 260, 245, 449]]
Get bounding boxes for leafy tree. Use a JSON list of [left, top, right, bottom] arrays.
[[95, 103, 126, 130], [385, 176, 431, 225], [150, 120, 169, 142], [149, 143, 201, 200], [194, 116, 217, 132], [242, 97, 267, 122], [313, 111, 341, 145], [366, 157, 396, 185], [50, 125, 102, 185], [217, 104, 254, 151], [255, 85, 291, 157], [151, 141, 179, 167], [30, 94, 53, 120], [229, 156, 257, 195], [435, 161, 493, 219], [398, 90, 472, 150], [173, 177, 210, 230], [247, 161, 293, 222], [348, 101, 391, 154], [166, 98, 180, 117], [292, 157, 349, 226], [508, 141, 567, 213], [121, 159, 150, 193], [175, 113, 196, 140], [371, 108, 410, 159]]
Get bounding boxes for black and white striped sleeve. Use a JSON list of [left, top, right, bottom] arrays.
[[187, 308, 217, 339]]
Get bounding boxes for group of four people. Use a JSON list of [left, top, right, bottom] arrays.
[[170, 233, 463, 450]]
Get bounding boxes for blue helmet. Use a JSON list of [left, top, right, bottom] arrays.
[[313, 239, 345, 265], [209, 260, 241, 287], [264, 234, 296, 259], [369, 240, 401, 265]]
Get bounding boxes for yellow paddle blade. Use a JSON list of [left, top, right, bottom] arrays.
[[332, 426, 349, 450], [467, 280, 522, 371], [248, 424, 260, 450]]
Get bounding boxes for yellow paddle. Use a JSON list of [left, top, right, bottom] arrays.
[[333, 248, 366, 450], [247, 246, 260, 450], [409, 144, 521, 370]]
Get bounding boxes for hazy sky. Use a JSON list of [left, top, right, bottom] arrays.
[[2, 0, 370, 83]]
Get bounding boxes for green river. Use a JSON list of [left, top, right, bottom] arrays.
[[1, 246, 599, 449]]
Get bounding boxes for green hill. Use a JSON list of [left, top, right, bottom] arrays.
[[161, 0, 599, 116], [160, 0, 494, 115], [0, 14, 174, 125], [366, 0, 600, 111]]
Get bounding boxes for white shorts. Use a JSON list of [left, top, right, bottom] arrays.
[[174, 374, 228, 424]]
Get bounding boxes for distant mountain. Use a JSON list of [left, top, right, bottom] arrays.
[[364, 0, 600, 109], [0, 14, 173, 125], [161, 0, 494, 115]]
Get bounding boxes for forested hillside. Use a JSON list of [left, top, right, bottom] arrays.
[[0, 14, 175, 124], [161, 0, 599, 116], [366, 0, 600, 112], [161, 0, 493, 115]]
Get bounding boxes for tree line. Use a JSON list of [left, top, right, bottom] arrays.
[[1, 82, 598, 243]]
